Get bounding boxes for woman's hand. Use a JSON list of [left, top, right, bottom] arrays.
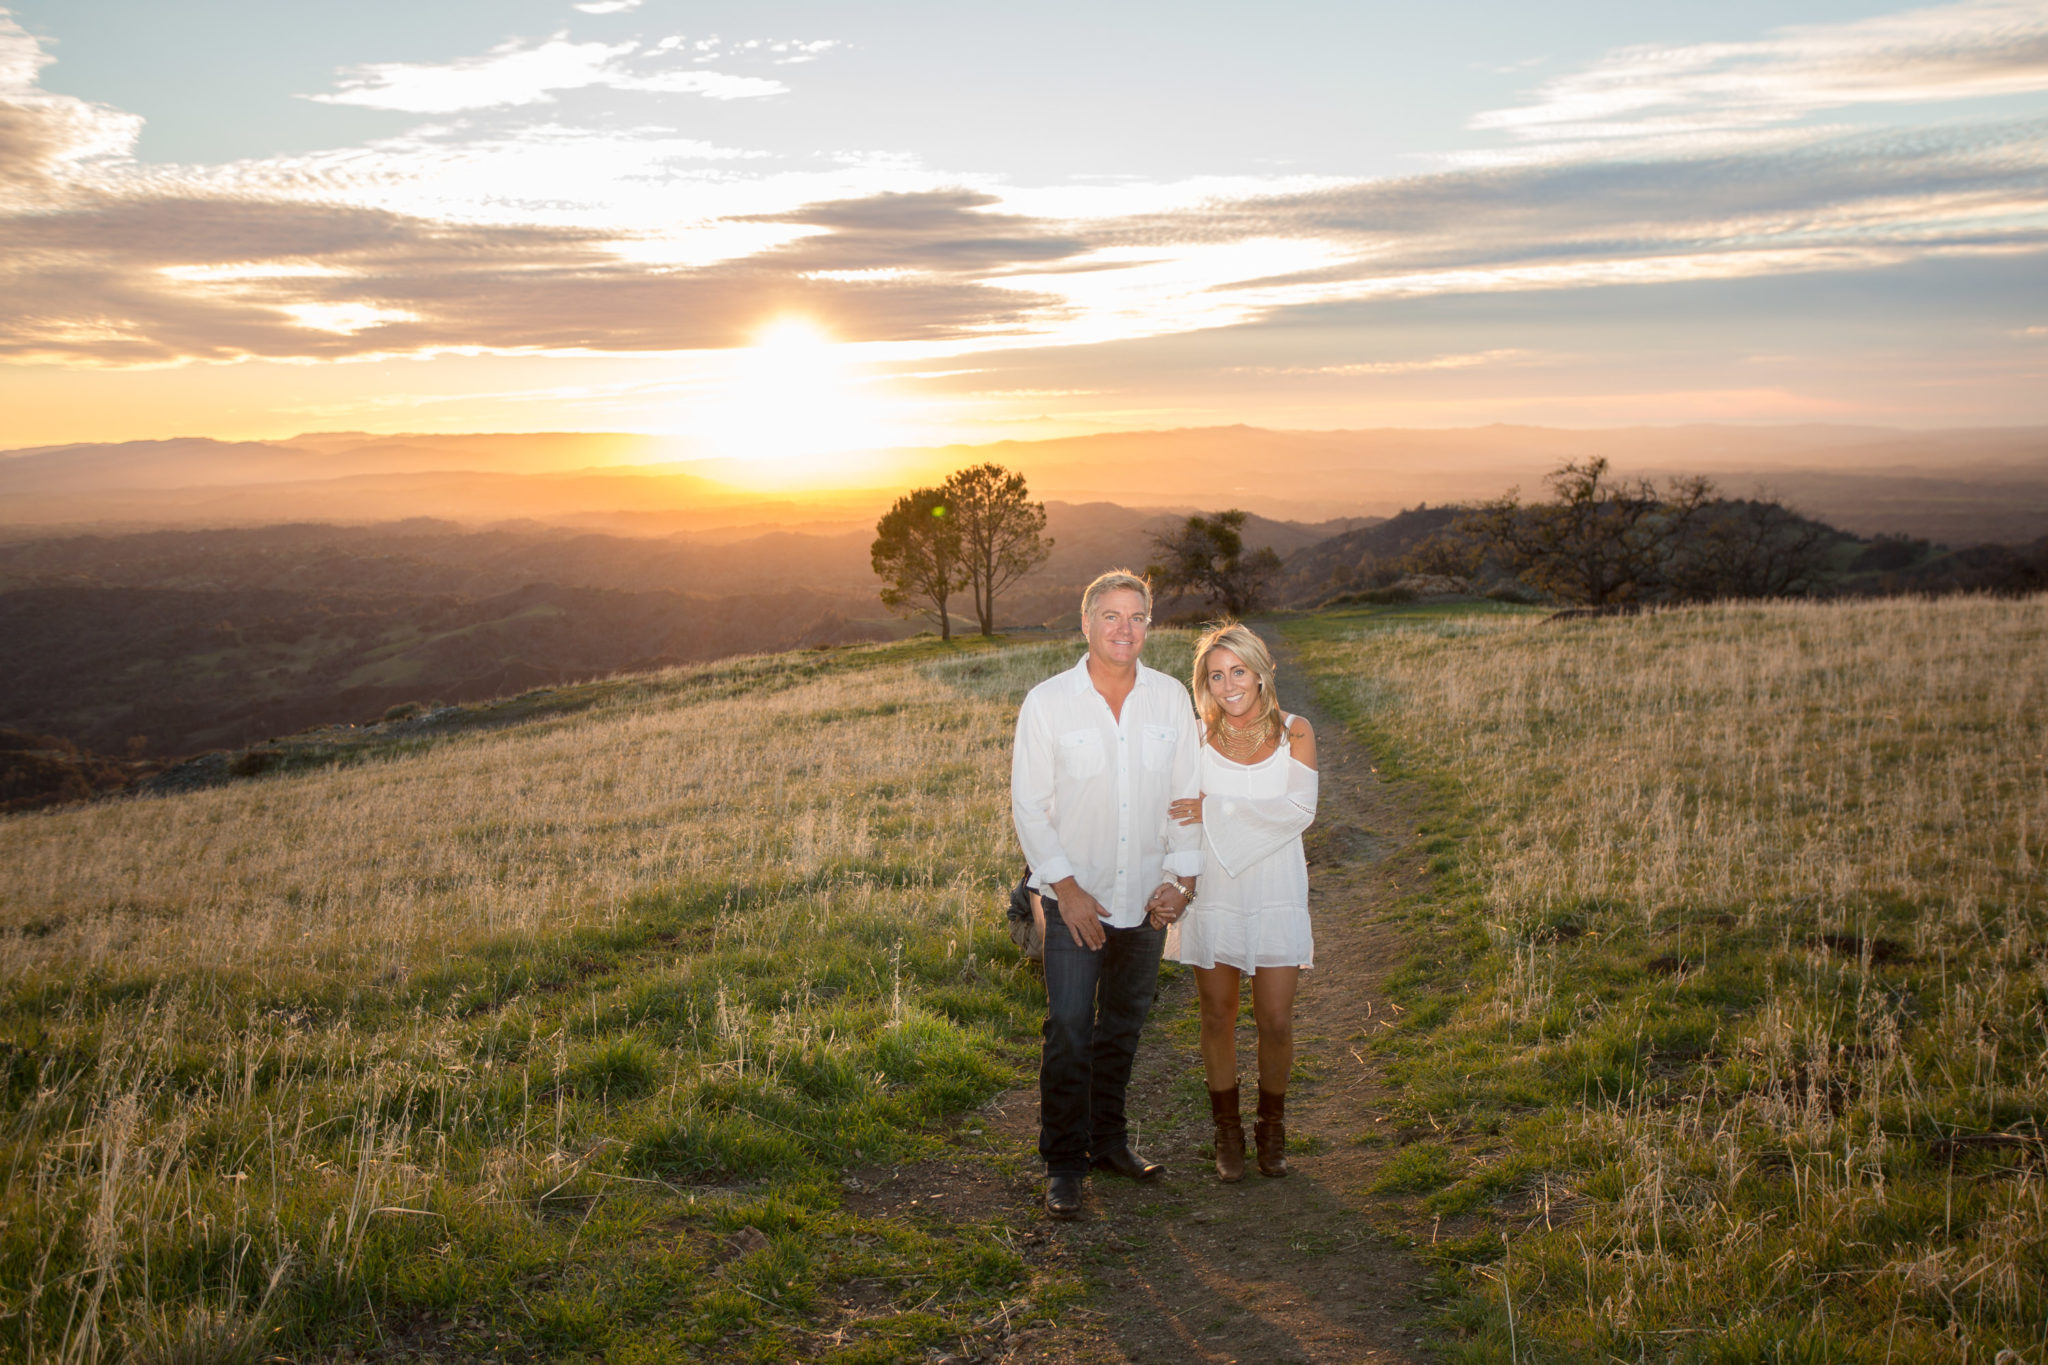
[[1144, 882, 1191, 929], [1169, 794, 1204, 826]]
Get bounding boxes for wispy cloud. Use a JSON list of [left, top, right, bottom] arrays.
[[573, 0, 642, 13], [1470, 0, 2048, 157], [1236, 350, 1529, 377], [305, 33, 786, 113]]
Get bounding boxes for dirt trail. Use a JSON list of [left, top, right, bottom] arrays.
[[844, 639, 1438, 1364]]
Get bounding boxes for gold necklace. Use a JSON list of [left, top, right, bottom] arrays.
[[1213, 713, 1270, 762]]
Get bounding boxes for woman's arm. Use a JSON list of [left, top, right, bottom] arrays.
[[1286, 715, 1317, 770]]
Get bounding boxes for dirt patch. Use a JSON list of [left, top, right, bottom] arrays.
[[847, 640, 1445, 1363]]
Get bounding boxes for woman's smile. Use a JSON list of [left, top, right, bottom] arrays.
[[1207, 647, 1258, 718]]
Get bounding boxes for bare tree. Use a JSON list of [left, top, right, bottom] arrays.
[[871, 486, 965, 639], [1668, 494, 1837, 600], [943, 463, 1052, 636], [1470, 458, 1714, 606], [1147, 510, 1283, 617]]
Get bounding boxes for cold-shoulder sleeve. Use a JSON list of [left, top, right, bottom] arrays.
[[1204, 755, 1318, 878]]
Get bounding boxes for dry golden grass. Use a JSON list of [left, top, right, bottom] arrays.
[[0, 635, 1120, 1363], [1299, 595, 2048, 1363], [0, 642, 1095, 980]]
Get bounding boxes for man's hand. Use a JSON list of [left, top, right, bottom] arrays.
[[1168, 794, 1204, 826], [1050, 877, 1110, 951], [1144, 877, 1195, 929]]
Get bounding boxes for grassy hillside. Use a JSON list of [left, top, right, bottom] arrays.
[[9, 593, 2043, 1362], [1286, 596, 2048, 1363], [0, 631, 1157, 1363]]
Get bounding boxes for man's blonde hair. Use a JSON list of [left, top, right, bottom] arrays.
[[1081, 569, 1153, 619], [1191, 620, 1283, 747]]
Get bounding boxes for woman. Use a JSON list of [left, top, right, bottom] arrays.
[[1155, 622, 1317, 1181]]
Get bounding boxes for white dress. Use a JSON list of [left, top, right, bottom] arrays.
[[1174, 715, 1318, 972]]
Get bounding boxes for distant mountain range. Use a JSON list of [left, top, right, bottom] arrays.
[[6, 423, 2046, 542]]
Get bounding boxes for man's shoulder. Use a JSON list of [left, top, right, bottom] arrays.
[[1019, 663, 1084, 711], [1138, 663, 1195, 704]]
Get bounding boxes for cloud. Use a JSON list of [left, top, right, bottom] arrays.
[[0, 200, 1059, 363], [308, 35, 634, 113], [3, 5, 2046, 378], [305, 33, 785, 113], [573, 0, 642, 12], [743, 190, 1092, 272], [608, 69, 789, 100], [767, 40, 841, 66], [0, 13, 140, 190], [10, 113, 2048, 366], [1236, 350, 1529, 377], [1470, 0, 2048, 157]]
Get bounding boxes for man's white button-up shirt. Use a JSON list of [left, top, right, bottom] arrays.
[[1011, 654, 1204, 929]]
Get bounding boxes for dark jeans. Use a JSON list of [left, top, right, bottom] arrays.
[[1038, 898, 1166, 1175]]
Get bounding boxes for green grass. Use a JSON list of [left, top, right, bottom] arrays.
[[1281, 596, 2048, 1365], [0, 630, 1166, 1363]]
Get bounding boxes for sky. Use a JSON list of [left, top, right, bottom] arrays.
[[2, 0, 2046, 459]]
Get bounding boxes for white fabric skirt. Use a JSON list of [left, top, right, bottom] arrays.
[[1173, 900, 1313, 972]]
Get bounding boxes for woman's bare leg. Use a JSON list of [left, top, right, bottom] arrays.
[[1249, 966, 1300, 1096], [1192, 965, 1243, 1092]]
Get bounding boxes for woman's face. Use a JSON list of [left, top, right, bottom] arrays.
[[1205, 646, 1259, 719]]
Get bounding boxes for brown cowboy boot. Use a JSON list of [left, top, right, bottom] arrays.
[[1209, 1085, 1245, 1183], [1254, 1089, 1289, 1178]]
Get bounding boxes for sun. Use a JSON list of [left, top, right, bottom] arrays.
[[692, 318, 901, 475]]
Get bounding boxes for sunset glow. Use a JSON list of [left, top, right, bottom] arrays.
[[684, 319, 909, 476], [0, 0, 2044, 450]]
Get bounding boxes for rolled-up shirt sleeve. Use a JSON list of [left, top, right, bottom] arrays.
[[1206, 757, 1318, 877], [1163, 707, 1205, 878], [1011, 694, 1076, 888]]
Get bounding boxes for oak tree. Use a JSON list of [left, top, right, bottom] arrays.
[[1470, 458, 1713, 606], [1147, 509, 1282, 617], [1667, 495, 1837, 600], [943, 463, 1052, 636], [871, 487, 965, 640]]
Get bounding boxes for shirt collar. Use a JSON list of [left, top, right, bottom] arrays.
[[1066, 652, 1157, 692]]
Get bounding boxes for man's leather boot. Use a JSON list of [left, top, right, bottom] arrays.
[[1210, 1085, 1245, 1182], [1045, 1172, 1083, 1219], [1254, 1089, 1288, 1178], [1090, 1147, 1164, 1181]]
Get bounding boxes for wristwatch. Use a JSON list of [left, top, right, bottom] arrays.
[[1160, 874, 1194, 902]]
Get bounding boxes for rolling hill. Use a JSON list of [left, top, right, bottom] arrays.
[[3, 596, 2041, 1361]]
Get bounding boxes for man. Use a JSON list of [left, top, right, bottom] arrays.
[[1012, 569, 1201, 1219]]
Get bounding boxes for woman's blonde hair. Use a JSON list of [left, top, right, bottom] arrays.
[[1191, 620, 1283, 747]]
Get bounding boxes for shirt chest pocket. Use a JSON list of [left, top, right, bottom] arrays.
[[1056, 728, 1105, 778], [1140, 723, 1177, 773]]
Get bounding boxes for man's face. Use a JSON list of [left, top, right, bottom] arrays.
[[1082, 588, 1149, 669]]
